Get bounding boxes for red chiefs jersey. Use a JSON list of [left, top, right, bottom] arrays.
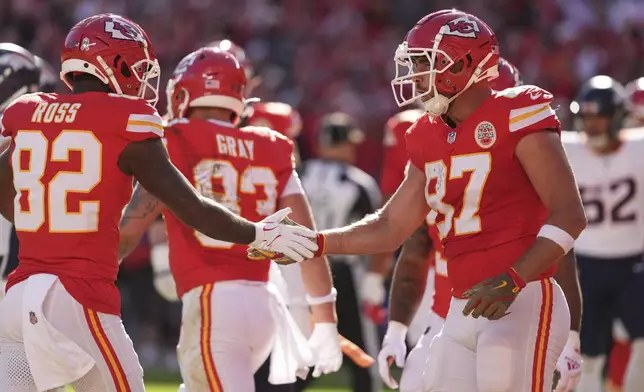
[[246, 101, 302, 139], [1, 92, 163, 315], [162, 118, 296, 297], [380, 109, 424, 197], [406, 86, 560, 296]]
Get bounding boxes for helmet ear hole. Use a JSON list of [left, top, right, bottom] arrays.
[[449, 60, 464, 74], [120, 62, 132, 78]]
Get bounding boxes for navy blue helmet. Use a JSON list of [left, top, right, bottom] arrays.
[[0, 43, 40, 111], [570, 75, 627, 134]]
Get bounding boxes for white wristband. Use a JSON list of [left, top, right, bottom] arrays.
[[386, 321, 408, 340], [306, 288, 337, 305], [537, 224, 574, 254]]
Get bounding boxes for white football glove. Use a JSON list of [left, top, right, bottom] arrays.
[[554, 331, 582, 392], [360, 271, 386, 306], [250, 208, 318, 263], [150, 243, 179, 302], [378, 321, 408, 389], [308, 323, 343, 377]]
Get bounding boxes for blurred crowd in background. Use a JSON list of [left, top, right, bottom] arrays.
[[2, 0, 644, 373]]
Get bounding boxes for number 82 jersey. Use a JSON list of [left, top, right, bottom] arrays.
[[406, 85, 561, 296]]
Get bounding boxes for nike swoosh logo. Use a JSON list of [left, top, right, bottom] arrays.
[[529, 92, 542, 100], [493, 280, 508, 290]]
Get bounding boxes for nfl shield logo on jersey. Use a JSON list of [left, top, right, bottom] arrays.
[[475, 121, 496, 149], [29, 311, 38, 325]]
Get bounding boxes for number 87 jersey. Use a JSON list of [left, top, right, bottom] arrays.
[[405, 85, 561, 296]]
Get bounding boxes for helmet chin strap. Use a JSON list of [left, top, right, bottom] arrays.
[[423, 94, 450, 117]]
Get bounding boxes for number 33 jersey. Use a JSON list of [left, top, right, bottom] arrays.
[[562, 128, 644, 258], [162, 118, 300, 297], [406, 85, 561, 296], [0, 92, 163, 315]]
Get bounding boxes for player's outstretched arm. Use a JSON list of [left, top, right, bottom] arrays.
[[320, 164, 430, 256], [0, 148, 14, 222], [512, 131, 587, 282], [118, 138, 257, 244], [118, 183, 166, 260]]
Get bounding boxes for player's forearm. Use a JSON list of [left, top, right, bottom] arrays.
[[553, 249, 582, 331], [321, 212, 405, 255], [299, 257, 336, 322], [119, 184, 165, 260], [388, 225, 432, 325], [122, 139, 256, 245], [512, 209, 586, 282], [180, 196, 256, 245]]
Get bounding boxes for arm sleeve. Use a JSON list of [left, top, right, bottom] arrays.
[[508, 87, 561, 141], [120, 99, 164, 142]]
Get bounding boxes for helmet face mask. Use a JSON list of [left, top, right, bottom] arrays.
[[391, 10, 500, 117]]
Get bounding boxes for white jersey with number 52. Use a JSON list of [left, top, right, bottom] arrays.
[[563, 128, 644, 257]]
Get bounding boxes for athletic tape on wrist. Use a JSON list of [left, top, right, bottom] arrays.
[[306, 287, 337, 305], [537, 224, 574, 254]]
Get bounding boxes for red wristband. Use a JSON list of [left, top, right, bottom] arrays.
[[508, 267, 527, 289], [313, 233, 326, 258]]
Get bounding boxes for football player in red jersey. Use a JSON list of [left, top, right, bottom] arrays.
[[0, 14, 318, 392], [117, 47, 341, 391], [288, 9, 587, 391], [378, 57, 529, 390]]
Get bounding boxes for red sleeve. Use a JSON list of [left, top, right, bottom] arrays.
[[404, 118, 429, 173], [506, 86, 561, 141], [113, 96, 164, 142]]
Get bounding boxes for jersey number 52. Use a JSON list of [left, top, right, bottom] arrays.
[[579, 178, 637, 225]]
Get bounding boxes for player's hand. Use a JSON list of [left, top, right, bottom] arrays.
[[249, 208, 319, 263], [360, 271, 386, 306], [554, 331, 582, 392], [378, 321, 408, 389], [462, 268, 526, 320], [308, 323, 343, 377]]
